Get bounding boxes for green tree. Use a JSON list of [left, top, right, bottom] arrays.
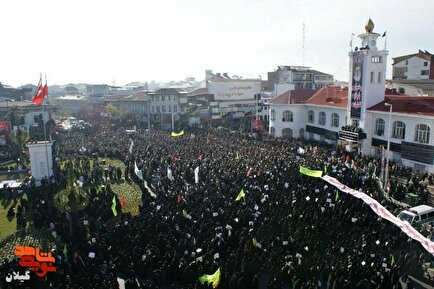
[[9, 128, 29, 164], [105, 102, 127, 121]]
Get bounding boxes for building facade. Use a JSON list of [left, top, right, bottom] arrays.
[[392, 50, 434, 80], [269, 19, 434, 173]]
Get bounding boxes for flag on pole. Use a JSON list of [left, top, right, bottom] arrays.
[[252, 238, 262, 249], [335, 190, 339, 202], [199, 268, 221, 289], [111, 195, 118, 216], [235, 188, 245, 201], [32, 75, 45, 105], [63, 245, 68, 262], [167, 166, 174, 181], [194, 166, 199, 184], [134, 161, 143, 180], [171, 130, 184, 137], [299, 166, 323, 178], [120, 194, 126, 209], [182, 208, 188, 218], [382, 31, 386, 37]]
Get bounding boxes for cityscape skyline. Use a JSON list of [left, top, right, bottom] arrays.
[[1, 0, 433, 87]]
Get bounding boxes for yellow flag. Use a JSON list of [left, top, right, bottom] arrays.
[[299, 166, 323, 178], [199, 268, 221, 288], [171, 130, 185, 137], [235, 188, 245, 201]]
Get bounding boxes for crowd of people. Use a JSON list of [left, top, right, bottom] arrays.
[[0, 124, 434, 289]]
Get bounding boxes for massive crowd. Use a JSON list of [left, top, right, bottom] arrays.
[[0, 124, 434, 289]]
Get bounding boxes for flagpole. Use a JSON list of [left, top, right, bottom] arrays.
[[42, 73, 50, 183]]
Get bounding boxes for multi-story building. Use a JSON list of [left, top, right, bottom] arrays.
[[267, 65, 333, 97], [392, 50, 434, 80], [269, 19, 434, 173], [147, 88, 188, 130]]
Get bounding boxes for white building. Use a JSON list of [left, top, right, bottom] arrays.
[[392, 50, 434, 80], [269, 19, 434, 173]]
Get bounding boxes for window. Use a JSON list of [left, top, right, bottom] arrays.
[[34, 115, 40, 123], [370, 71, 374, 83], [372, 56, 382, 63], [173, 96, 177, 101], [282, 128, 293, 138], [168, 105, 171, 112], [421, 70, 429, 76], [424, 61, 428, 67], [392, 121, 405, 139], [318, 112, 326, 125], [405, 60, 409, 65], [375, 118, 385, 136], [162, 96, 165, 101], [151, 106, 154, 113], [270, 109, 276, 121], [174, 105, 177, 112], [270, 127, 275, 136], [156, 106, 160, 113], [162, 105, 166, 113], [331, 113, 339, 127], [308, 110, 314, 123], [168, 95, 171, 101], [156, 96, 160, 101], [378, 72, 382, 83], [415, 124, 430, 143], [282, 110, 293, 122]]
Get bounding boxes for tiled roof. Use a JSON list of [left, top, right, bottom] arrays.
[[305, 86, 348, 108], [368, 95, 434, 116], [268, 89, 317, 104]]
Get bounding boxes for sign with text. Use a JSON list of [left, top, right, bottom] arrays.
[[350, 51, 364, 118], [209, 80, 261, 101], [338, 130, 359, 142]]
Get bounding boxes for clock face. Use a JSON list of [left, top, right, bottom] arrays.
[[370, 40, 376, 46], [362, 40, 368, 46]]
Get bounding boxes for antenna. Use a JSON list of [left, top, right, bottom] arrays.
[[302, 22, 305, 66]]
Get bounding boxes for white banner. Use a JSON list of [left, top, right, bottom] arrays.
[[134, 161, 143, 180], [321, 175, 434, 255], [194, 166, 199, 184]]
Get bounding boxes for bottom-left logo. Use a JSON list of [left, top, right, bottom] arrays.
[[5, 245, 57, 283]]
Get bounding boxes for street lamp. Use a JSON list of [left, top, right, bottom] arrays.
[[384, 102, 393, 190]]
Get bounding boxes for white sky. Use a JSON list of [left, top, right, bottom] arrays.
[[1, 0, 433, 87]]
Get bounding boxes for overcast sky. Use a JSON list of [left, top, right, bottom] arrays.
[[1, 0, 433, 87]]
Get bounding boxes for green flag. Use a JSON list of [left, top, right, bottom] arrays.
[[391, 255, 395, 266], [235, 152, 240, 160], [335, 190, 339, 202], [199, 268, 221, 288], [235, 188, 245, 201], [171, 130, 184, 137], [324, 163, 328, 173], [111, 195, 118, 216], [252, 238, 262, 249], [299, 166, 323, 178], [63, 245, 68, 262], [182, 208, 188, 218]]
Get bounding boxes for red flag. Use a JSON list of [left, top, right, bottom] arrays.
[[120, 194, 126, 209], [42, 82, 48, 98], [32, 76, 44, 105]]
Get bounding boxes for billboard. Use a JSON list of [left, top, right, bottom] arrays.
[[0, 121, 11, 145], [350, 51, 364, 118], [209, 80, 261, 101]]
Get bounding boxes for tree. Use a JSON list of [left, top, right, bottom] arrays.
[[9, 128, 29, 164], [105, 102, 127, 121]]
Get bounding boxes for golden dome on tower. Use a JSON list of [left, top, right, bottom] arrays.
[[365, 18, 374, 33]]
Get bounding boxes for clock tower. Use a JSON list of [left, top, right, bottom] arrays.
[[345, 18, 388, 153]]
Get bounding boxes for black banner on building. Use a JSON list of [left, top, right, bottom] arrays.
[[350, 51, 364, 118]]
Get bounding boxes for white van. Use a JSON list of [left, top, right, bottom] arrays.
[[398, 205, 434, 228]]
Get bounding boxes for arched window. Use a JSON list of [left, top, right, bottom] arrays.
[[282, 128, 293, 138], [282, 110, 293, 122], [308, 110, 314, 123], [270, 109, 276, 121], [331, 113, 339, 127], [270, 127, 275, 136], [318, 112, 326, 125], [415, 124, 430, 143], [392, 121, 405, 139], [299, 128, 305, 139], [375, 118, 385, 136]]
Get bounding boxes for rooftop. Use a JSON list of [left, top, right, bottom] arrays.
[[368, 95, 434, 116], [305, 86, 348, 108], [268, 89, 317, 105]]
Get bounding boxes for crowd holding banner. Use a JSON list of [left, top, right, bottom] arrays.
[[1, 124, 434, 289]]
